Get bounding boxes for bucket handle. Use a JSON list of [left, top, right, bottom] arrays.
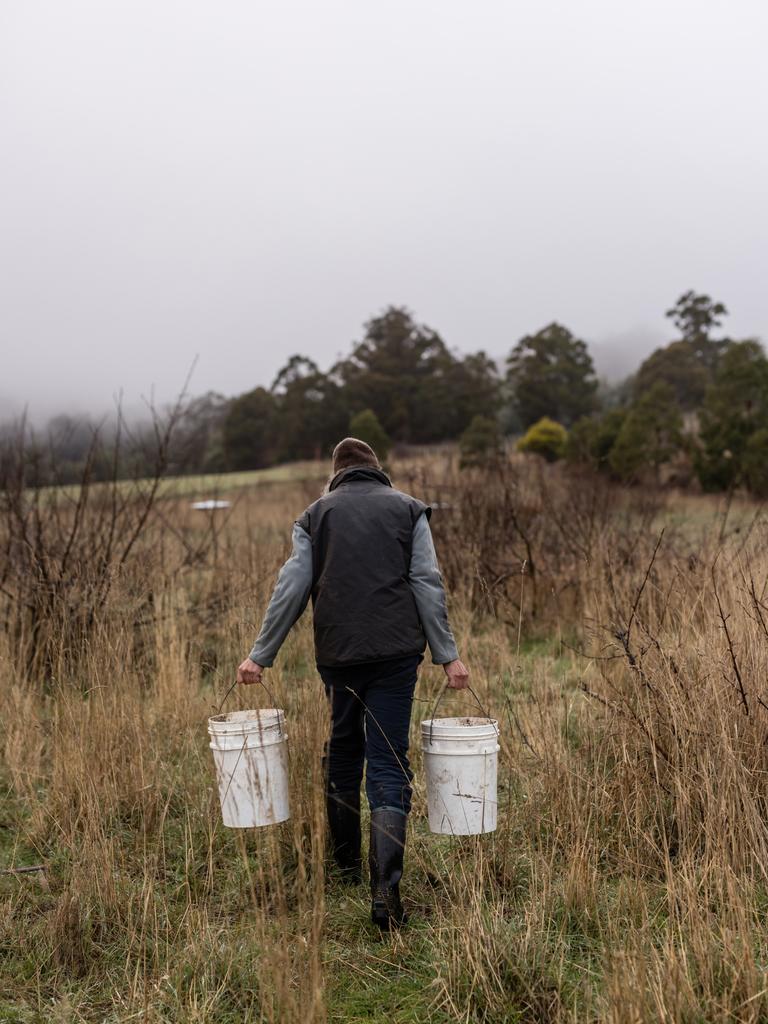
[[427, 681, 498, 746], [216, 676, 283, 734]]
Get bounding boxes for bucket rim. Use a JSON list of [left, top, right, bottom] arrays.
[[421, 716, 498, 731], [208, 708, 285, 730]]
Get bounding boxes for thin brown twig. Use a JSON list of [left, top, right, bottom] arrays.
[[711, 561, 749, 716]]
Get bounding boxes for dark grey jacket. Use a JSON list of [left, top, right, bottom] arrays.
[[297, 467, 428, 666], [248, 467, 459, 668]]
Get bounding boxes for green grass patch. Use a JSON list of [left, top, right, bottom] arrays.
[[33, 460, 328, 504]]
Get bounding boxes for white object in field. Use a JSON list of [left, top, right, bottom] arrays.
[[191, 499, 231, 510], [421, 717, 499, 835], [208, 709, 290, 828]]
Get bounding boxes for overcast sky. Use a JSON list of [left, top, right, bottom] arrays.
[[2, 0, 767, 421]]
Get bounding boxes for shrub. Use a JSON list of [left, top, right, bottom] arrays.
[[742, 429, 768, 498], [516, 417, 568, 462], [348, 409, 391, 462], [564, 416, 598, 464], [608, 382, 683, 482], [567, 409, 631, 475], [459, 415, 503, 468]]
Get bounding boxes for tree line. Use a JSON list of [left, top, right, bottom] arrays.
[[10, 306, 501, 484], [9, 290, 768, 495], [538, 291, 768, 497], [220, 307, 499, 471]]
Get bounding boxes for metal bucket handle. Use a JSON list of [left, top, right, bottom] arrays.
[[216, 676, 283, 735], [428, 681, 498, 746]]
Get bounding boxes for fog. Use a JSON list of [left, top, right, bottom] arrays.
[[2, 0, 767, 422]]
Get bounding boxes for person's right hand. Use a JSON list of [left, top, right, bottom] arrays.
[[443, 658, 470, 689], [237, 658, 265, 685]]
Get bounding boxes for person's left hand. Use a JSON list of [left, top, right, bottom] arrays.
[[237, 658, 265, 684], [443, 658, 470, 689]]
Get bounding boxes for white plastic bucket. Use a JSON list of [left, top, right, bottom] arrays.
[[421, 717, 499, 835], [208, 709, 290, 828]]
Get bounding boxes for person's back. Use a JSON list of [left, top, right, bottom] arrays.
[[237, 437, 469, 931], [299, 465, 428, 666]]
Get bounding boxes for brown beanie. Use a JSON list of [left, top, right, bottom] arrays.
[[331, 437, 381, 474]]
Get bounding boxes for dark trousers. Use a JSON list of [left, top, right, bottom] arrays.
[[319, 655, 421, 816]]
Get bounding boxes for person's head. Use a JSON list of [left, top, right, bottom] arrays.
[[331, 437, 381, 475]]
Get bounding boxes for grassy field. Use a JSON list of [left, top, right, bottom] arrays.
[[36, 460, 329, 504], [3, 453, 768, 1022], [155, 461, 328, 495]]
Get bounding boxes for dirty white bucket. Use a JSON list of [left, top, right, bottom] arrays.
[[208, 709, 290, 828], [421, 717, 499, 835]]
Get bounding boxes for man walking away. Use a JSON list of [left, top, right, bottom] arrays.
[[237, 437, 469, 930]]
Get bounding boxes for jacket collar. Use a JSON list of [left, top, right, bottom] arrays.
[[328, 465, 392, 492]]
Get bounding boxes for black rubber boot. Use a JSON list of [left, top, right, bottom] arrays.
[[369, 808, 407, 930], [326, 789, 362, 884]]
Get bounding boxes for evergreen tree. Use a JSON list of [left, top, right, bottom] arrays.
[[665, 290, 730, 372], [506, 323, 598, 428], [742, 429, 768, 498], [695, 340, 768, 491], [271, 355, 347, 461], [348, 409, 391, 462], [609, 382, 683, 482], [222, 387, 277, 470], [442, 352, 501, 437], [633, 341, 709, 410], [335, 307, 451, 443], [336, 306, 500, 443]]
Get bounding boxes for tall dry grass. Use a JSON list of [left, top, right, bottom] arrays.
[[2, 454, 768, 1022]]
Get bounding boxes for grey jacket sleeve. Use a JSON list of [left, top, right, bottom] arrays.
[[408, 513, 460, 665], [248, 523, 313, 667]]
